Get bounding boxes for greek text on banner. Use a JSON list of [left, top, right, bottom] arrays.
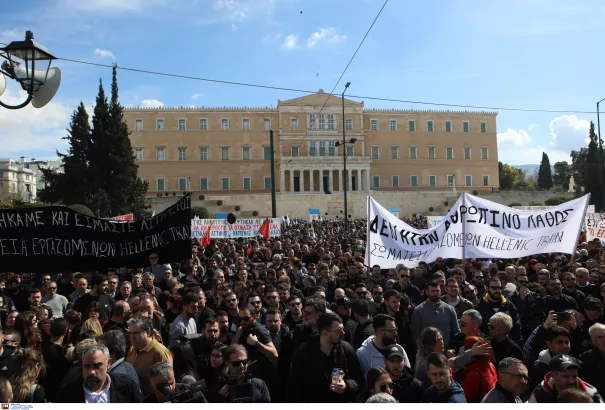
[[365, 193, 589, 269], [191, 218, 281, 239]]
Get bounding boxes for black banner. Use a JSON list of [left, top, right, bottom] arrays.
[[0, 195, 192, 273]]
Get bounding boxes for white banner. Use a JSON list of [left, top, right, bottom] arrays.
[[585, 213, 605, 243], [366, 193, 590, 268], [191, 218, 281, 239], [426, 216, 444, 228]]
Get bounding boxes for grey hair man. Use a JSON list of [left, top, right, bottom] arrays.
[[481, 358, 527, 403], [144, 362, 176, 403], [489, 312, 523, 364], [366, 392, 398, 403]]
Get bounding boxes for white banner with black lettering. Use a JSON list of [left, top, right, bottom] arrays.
[[365, 193, 590, 268]]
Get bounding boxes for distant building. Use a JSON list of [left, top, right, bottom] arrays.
[[0, 157, 37, 202], [29, 159, 64, 192]]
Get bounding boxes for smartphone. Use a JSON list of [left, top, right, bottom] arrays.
[[554, 311, 571, 322]]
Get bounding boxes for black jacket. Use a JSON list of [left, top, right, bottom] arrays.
[[579, 348, 605, 397], [392, 367, 424, 403], [477, 295, 521, 342], [289, 335, 363, 403], [352, 319, 375, 350], [54, 373, 143, 403]]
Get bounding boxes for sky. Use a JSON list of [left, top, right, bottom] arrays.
[[1, 0, 605, 166]]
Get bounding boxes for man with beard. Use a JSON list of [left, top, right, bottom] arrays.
[[422, 352, 467, 403], [215, 310, 233, 345], [356, 314, 409, 380], [543, 277, 578, 312], [411, 281, 460, 349], [191, 317, 221, 374], [55, 344, 142, 403], [333, 297, 356, 344], [562, 272, 586, 311], [441, 278, 474, 319], [290, 312, 363, 402], [472, 268, 486, 297], [282, 296, 303, 330], [392, 267, 422, 306], [529, 354, 602, 403], [477, 278, 520, 341], [265, 308, 295, 402], [377, 289, 416, 367], [74, 275, 114, 319], [383, 344, 424, 403], [292, 297, 326, 352]]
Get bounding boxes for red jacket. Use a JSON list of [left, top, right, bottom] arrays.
[[456, 359, 498, 403]]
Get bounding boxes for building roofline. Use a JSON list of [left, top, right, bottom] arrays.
[[124, 106, 277, 112], [363, 108, 498, 115]]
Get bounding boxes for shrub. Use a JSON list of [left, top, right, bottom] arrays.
[[544, 197, 568, 206], [191, 206, 211, 219], [69, 204, 95, 216], [507, 202, 522, 207]]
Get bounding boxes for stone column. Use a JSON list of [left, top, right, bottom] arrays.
[[366, 169, 371, 191], [290, 170, 295, 193], [300, 169, 305, 192], [319, 169, 324, 192], [348, 169, 353, 192], [280, 170, 285, 193], [329, 170, 334, 192], [338, 170, 343, 192], [310, 169, 315, 193]]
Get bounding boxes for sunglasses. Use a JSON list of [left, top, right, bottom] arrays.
[[240, 316, 251, 322], [490, 286, 502, 290], [518, 280, 528, 285], [357, 291, 368, 296], [48, 287, 57, 290], [379, 382, 394, 392], [266, 295, 278, 300], [230, 359, 247, 367]]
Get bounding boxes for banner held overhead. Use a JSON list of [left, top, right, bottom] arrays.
[[191, 218, 281, 239]]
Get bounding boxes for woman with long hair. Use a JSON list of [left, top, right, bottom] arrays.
[[9, 349, 46, 403], [204, 342, 228, 402], [13, 312, 41, 350], [363, 367, 394, 401], [171, 340, 200, 383], [456, 336, 497, 402], [0, 377, 13, 403], [86, 301, 108, 325], [414, 327, 445, 386]]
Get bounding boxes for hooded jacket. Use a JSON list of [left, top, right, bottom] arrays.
[[422, 379, 467, 403], [456, 359, 498, 403], [391, 366, 424, 403], [530, 349, 553, 391], [356, 336, 409, 381], [528, 372, 603, 403], [477, 294, 521, 341]]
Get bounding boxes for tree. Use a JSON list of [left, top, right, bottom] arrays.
[[552, 161, 572, 190], [571, 121, 604, 209], [498, 162, 535, 190], [191, 206, 211, 219], [537, 152, 553, 190]]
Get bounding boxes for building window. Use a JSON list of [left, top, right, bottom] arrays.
[[346, 118, 352, 131], [346, 146, 354, 157], [429, 175, 436, 187], [428, 147, 435, 160], [135, 148, 143, 161], [221, 147, 229, 161], [156, 148, 165, 161], [291, 118, 298, 130], [319, 140, 326, 156], [391, 146, 399, 159], [135, 119, 143, 131], [481, 147, 488, 160], [408, 120, 415, 132], [392, 176, 399, 187], [463, 121, 470, 133], [390, 120, 397, 131], [465, 175, 472, 187], [243, 177, 251, 190], [200, 147, 208, 161], [291, 146, 299, 157], [242, 147, 250, 160], [410, 175, 418, 187], [371, 146, 379, 160], [200, 178, 208, 190], [264, 177, 272, 189], [242, 118, 250, 131], [427, 120, 434, 132], [221, 118, 229, 131], [157, 178, 165, 191], [483, 175, 489, 186], [370, 119, 377, 131], [318, 114, 325, 130], [328, 114, 335, 130], [329, 141, 336, 156], [409, 146, 417, 160], [178, 119, 186, 131], [200, 118, 207, 131], [222, 177, 230, 190], [178, 178, 187, 191], [264, 118, 271, 131], [447, 175, 455, 187], [372, 176, 380, 188], [263, 146, 271, 160], [178, 147, 186, 161], [481, 121, 487, 133], [445, 121, 452, 132], [156, 119, 164, 131], [309, 114, 316, 130], [446, 147, 453, 160], [464, 147, 471, 160], [310, 141, 317, 156]]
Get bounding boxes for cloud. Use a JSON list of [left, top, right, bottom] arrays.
[[498, 145, 571, 165], [57, 0, 168, 12], [497, 128, 532, 147], [141, 99, 164, 108], [306, 27, 347, 48], [282, 34, 298, 50], [94, 48, 115, 59], [548, 114, 590, 151], [1, 29, 24, 40], [203, 0, 278, 24], [191, 93, 204, 100], [0, 89, 73, 156]]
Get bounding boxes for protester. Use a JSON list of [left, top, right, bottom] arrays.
[[422, 352, 467, 403], [456, 336, 497, 402]]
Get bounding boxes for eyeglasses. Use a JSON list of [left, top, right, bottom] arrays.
[[379, 382, 394, 392], [518, 280, 528, 285], [490, 286, 502, 290], [211, 354, 223, 359], [229, 359, 247, 367], [501, 371, 529, 381], [266, 295, 278, 300], [459, 320, 468, 327], [327, 328, 345, 334], [356, 291, 368, 296]]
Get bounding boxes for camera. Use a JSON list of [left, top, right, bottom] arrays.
[[161, 381, 208, 403], [218, 371, 255, 403]]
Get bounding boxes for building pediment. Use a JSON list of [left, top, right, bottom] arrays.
[[278, 89, 363, 108]]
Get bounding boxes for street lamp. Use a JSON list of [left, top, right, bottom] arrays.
[[0, 30, 62, 110], [597, 98, 605, 211], [334, 82, 357, 233]]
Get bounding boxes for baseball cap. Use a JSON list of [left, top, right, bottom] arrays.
[[334, 296, 351, 307], [549, 354, 582, 371], [384, 344, 405, 360]]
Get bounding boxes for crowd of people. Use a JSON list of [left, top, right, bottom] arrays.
[[0, 217, 604, 403]]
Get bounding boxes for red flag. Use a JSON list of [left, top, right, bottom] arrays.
[[201, 225, 211, 246], [258, 217, 270, 239]]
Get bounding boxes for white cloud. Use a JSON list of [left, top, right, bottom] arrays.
[[548, 114, 591, 151], [282, 34, 298, 50], [58, 0, 168, 12], [0, 89, 73, 156], [306, 27, 347, 48], [497, 128, 532, 147], [94, 48, 115, 59], [191, 93, 204, 100], [141, 99, 164, 108], [1, 29, 24, 41]]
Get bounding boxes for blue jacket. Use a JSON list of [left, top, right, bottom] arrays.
[[109, 358, 140, 388], [422, 380, 467, 403]]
